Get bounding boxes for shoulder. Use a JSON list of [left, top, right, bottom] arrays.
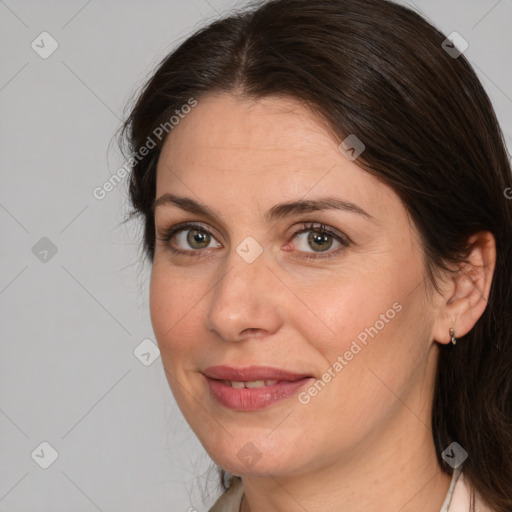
[[208, 476, 244, 512], [448, 470, 497, 512]]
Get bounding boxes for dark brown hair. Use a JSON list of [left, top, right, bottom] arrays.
[[119, 0, 512, 509]]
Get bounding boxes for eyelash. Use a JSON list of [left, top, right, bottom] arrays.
[[155, 221, 350, 260]]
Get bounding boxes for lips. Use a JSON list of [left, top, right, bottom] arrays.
[[202, 365, 315, 411]]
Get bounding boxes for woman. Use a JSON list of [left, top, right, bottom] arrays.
[[120, 0, 512, 510]]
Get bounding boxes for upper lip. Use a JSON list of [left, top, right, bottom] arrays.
[[202, 365, 312, 382]]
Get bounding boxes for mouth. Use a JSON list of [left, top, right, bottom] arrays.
[[202, 365, 312, 382], [202, 365, 315, 411]]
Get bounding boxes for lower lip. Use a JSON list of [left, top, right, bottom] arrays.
[[205, 376, 314, 411]]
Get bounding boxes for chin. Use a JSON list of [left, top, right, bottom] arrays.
[[204, 438, 302, 477]]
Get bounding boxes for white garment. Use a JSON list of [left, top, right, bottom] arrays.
[[208, 467, 495, 512]]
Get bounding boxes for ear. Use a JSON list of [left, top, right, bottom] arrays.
[[432, 231, 496, 345]]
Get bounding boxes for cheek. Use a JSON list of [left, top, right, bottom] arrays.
[[149, 267, 208, 417], [298, 268, 406, 355], [311, 282, 431, 410], [149, 265, 202, 363], [299, 260, 431, 400]]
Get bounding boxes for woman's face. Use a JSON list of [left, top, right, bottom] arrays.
[[150, 92, 443, 477]]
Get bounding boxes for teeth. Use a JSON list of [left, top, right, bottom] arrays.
[[224, 380, 279, 388], [245, 380, 271, 388]]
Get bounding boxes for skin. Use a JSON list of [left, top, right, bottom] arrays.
[[149, 92, 496, 512]]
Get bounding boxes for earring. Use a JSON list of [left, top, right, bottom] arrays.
[[449, 327, 457, 345]]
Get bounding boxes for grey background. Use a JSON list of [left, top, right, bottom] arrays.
[[1, 0, 511, 510]]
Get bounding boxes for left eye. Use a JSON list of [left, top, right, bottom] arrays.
[[289, 223, 348, 256], [292, 228, 342, 253]]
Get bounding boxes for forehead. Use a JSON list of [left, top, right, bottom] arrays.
[[155, 93, 398, 222], [159, 93, 335, 167]]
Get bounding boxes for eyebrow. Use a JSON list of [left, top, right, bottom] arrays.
[[152, 193, 375, 223]]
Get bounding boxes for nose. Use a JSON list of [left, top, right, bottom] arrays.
[[205, 245, 284, 342]]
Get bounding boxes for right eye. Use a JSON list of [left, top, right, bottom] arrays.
[[156, 222, 222, 255]]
